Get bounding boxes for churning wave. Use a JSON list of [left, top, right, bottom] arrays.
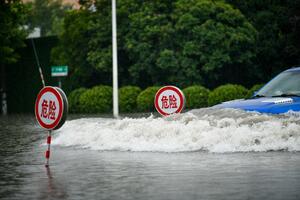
[[52, 108, 300, 153]]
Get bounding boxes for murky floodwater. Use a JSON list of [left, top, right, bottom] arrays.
[[0, 109, 300, 200]]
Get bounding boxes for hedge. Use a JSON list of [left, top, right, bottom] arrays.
[[208, 84, 248, 106], [137, 86, 161, 112], [119, 86, 142, 112], [68, 87, 87, 113], [183, 85, 210, 109], [79, 85, 112, 113], [68, 84, 255, 113]]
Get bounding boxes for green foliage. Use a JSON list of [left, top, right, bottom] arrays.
[[79, 85, 112, 113], [183, 86, 210, 109], [85, 0, 137, 86], [0, 0, 27, 65], [246, 83, 265, 98], [53, 0, 257, 89], [68, 87, 87, 113], [172, 0, 257, 87], [125, 1, 179, 87], [227, 0, 300, 82], [137, 86, 161, 112], [208, 84, 248, 106], [51, 10, 99, 92], [119, 86, 142, 113], [125, 0, 257, 87], [86, 1, 112, 74]]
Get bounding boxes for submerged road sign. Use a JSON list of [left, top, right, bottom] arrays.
[[154, 86, 185, 116], [51, 66, 68, 77]]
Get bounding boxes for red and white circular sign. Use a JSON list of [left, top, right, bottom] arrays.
[[154, 86, 185, 116], [35, 86, 64, 130]]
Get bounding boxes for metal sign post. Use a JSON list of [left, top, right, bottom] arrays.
[[58, 77, 62, 88], [45, 130, 52, 167], [112, 0, 119, 118]]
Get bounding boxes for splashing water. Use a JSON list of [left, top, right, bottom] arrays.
[[52, 108, 300, 153]]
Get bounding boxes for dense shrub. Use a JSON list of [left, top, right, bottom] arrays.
[[119, 86, 142, 112], [79, 85, 112, 113], [183, 86, 210, 109], [246, 83, 265, 98], [208, 84, 248, 106], [137, 86, 161, 112], [68, 87, 87, 113]]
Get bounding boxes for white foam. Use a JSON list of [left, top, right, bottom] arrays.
[[52, 109, 300, 153]]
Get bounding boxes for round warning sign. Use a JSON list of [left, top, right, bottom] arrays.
[[35, 86, 67, 130], [154, 86, 185, 116]]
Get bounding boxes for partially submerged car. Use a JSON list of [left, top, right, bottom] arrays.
[[214, 67, 300, 114]]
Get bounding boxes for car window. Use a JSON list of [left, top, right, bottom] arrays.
[[256, 71, 300, 97]]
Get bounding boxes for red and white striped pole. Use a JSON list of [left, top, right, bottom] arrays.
[[45, 130, 52, 167]]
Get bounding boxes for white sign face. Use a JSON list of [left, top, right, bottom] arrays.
[[38, 92, 61, 125], [155, 86, 185, 116], [35, 87, 64, 130]]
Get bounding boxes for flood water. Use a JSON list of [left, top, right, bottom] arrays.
[[0, 109, 300, 200]]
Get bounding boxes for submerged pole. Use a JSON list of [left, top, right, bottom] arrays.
[[1, 64, 7, 115], [45, 130, 52, 167], [112, 0, 119, 118]]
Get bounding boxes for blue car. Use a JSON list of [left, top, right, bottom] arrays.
[[214, 67, 300, 114]]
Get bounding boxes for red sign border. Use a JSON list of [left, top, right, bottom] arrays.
[[154, 86, 185, 116], [35, 86, 64, 130]]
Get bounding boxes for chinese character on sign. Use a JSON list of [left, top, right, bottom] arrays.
[[161, 95, 178, 109], [48, 101, 56, 120], [161, 96, 169, 109], [41, 99, 48, 118], [169, 95, 178, 108], [40, 99, 56, 120]]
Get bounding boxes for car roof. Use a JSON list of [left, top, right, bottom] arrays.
[[285, 66, 300, 72]]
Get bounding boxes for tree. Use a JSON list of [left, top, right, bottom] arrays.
[[0, 0, 27, 114], [175, 0, 257, 87], [0, 0, 27, 65], [126, 0, 257, 88], [125, 0, 176, 87], [51, 9, 96, 92], [26, 0, 72, 36], [227, 0, 300, 83]]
